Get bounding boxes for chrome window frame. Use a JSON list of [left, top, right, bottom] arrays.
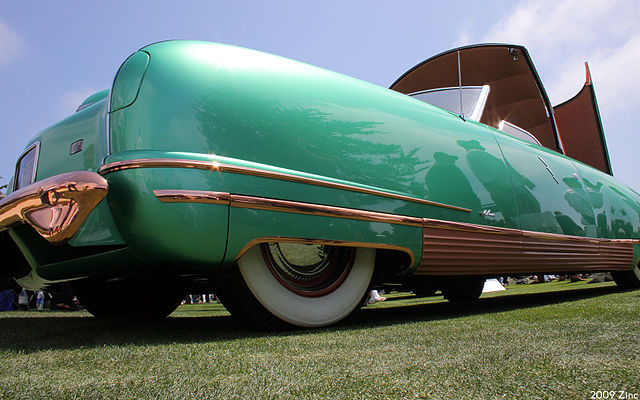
[[13, 141, 40, 191], [468, 85, 490, 122], [76, 102, 94, 112], [104, 88, 112, 164]]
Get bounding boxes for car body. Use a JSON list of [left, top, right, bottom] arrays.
[[1, 41, 639, 328]]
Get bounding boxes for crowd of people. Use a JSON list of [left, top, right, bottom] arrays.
[[501, 272, 613, 286], [0, 283, 82, 311]]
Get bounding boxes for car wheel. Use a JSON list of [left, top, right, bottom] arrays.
[[611, 262, 640, 289], [441, 277, 485, 303], [216, 243, 375, 329], [73, 277, 185, 318]]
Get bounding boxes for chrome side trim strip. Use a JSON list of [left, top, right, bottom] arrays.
[[0, 171, 108, 244], [104, 158, 471, 213], [103, 90, 111, 165]]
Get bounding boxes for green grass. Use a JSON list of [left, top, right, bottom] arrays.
[[1, 281, 639, 399]]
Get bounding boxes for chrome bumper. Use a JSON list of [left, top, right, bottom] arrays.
[[0, 171, 108, 244]]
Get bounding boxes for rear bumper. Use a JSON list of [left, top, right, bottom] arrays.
[[0, 171, 108, 244]]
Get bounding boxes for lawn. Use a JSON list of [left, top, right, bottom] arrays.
[[0, 280, 639, 399]]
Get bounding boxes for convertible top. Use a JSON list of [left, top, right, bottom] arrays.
[[390, 44, 562, 153], [390, 44, 612, 175], [553, 63, 612, 175]]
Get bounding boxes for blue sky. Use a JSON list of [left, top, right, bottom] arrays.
[[1, 0, 638, 190]]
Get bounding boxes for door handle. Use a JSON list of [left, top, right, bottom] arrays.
[[538, 156, 559, 184]]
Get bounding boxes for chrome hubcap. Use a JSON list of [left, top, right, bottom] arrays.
[[261, 242, 355, 297]]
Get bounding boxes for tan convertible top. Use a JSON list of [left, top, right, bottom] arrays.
[[390, 44, 563, 153]]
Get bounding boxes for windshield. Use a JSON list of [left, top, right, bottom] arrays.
[[409, 85, 490, 122]]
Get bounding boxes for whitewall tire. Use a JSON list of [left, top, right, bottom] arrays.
[[231, 244, 375, 328]]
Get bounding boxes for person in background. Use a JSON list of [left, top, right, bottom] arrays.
[[367, 289, 386, 304]]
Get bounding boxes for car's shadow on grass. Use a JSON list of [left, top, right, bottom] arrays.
[[0, 284, 627, 353], [346, 285, 621, 328]]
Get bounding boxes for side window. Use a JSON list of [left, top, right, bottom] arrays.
[[409, 85, 490, 122], [498, 120, 541, 146], [14, 143, 39, 190]]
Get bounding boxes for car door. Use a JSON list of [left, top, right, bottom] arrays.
[[492, 131, 597, 237]]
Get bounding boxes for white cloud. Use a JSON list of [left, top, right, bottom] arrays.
[[59, 87, 101, 115], [460, 0, 640, 106], [556, 33, 640, 113], [0, 19, 23, 67], [458, 0, 640, 188], [453, 28, 474, 48]]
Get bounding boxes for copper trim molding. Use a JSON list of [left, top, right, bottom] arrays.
[[99, 158, 218, 174], [234, 237, 416, 267], [419, 219, 523, 275], [423, 218, 521, 236], [101, 158, 471, 213], [154, 189, 231, 205], [229, 195, 424, 227], [0, 171, 108, 244], [153, 189, 423, 227], [417, 218, 639, 275]]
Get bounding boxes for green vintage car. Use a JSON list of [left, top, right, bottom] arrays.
[[1, 41, 639, 328]]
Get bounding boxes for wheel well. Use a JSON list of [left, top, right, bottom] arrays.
[[370, 248, 413, 288], [236, 241, 414, 278]]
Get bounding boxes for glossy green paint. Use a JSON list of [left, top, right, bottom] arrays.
[[78, 89, 109, 110], [572, 160, 640, 239], [109, 41, 514, 227], [101, 150, 425, 269], [104, 167, 229, 267], [7, 228, 43, 290], [68, 200, 125, 247], [225, 207, 422, 268], [35, 247, 141, 282], [491, 131, 597, 237]]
